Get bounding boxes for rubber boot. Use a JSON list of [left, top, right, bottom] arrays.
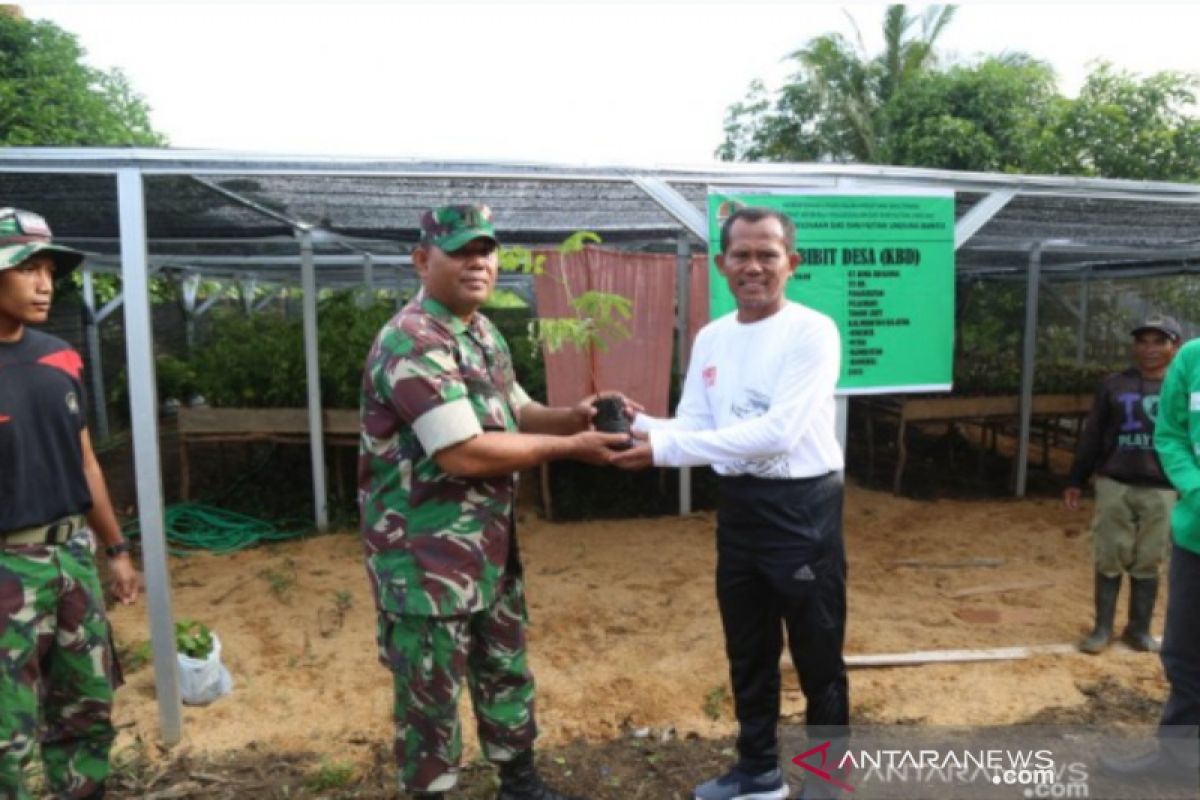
[[1079, 573, 1120, 654], [496, 750, 585, 800], [1122, 576, 1160, 652]]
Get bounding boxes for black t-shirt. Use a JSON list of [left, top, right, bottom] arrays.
[[1067, 366, 1171, 489], [0, 328, 93, 531]]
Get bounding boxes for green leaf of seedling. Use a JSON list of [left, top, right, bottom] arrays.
[[498, 245, 546, 275], [559, 230, 602, 256]]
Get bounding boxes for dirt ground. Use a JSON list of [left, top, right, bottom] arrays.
[[101, 482, 1171, 798]]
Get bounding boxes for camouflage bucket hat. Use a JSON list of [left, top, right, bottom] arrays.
[[0, 208, 84, 278], [418, 204, 498, 253]]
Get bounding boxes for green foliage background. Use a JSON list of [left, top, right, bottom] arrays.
[[718, 5, 1200, 181], [189, 292, 397, 409], [0, 12, 164, 146]]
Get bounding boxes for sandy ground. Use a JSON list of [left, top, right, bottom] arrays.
[[106, 482, 1171, 767]]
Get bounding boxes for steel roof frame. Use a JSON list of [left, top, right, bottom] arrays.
[[8, 147, 1200, 748]]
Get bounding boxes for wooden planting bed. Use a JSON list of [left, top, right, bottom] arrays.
[[176, 407, 358, 500], [859, 393, 1093, 494]]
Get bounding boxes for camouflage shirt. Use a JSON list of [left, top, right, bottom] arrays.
[[359, 295, 531, 617]]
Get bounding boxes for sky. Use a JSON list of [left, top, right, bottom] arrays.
[[20, 2, 1200, 167]]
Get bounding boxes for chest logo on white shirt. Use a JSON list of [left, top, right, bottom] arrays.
[[703, 366, 717, 388], [730, 389, 790, 478], [731, 389, 770, 419]]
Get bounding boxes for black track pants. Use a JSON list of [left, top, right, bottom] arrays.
[[1161, 543, 1200, 731], [715, 472, 849, 775]]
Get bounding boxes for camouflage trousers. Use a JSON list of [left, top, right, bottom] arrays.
[[375, 574, 536, 793], [0, 531, 122, 800]]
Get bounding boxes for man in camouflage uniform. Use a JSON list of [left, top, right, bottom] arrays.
[[0, 208, 140, 800], [359, 204, 627, 799]]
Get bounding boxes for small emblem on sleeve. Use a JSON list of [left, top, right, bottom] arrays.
[[65, 391, 79, 415], [703, 366, 717, 388]]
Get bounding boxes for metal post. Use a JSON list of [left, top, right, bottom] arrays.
[[80, 265, 110, 442], [299, 229, 329, 530], [180, 272, 200, 356], [675, 234, 692, 515], [1076, 269, 1090, 364], [1015, 242, 1044, 497], [117, 169, 182, 745], [238, 274, 258, 315], [835, 396, 849, 452], [360, 253, 375, 308]]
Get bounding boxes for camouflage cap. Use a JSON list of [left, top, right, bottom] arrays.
[[418, 204, 498, 253], [0, 207, 84, 278]]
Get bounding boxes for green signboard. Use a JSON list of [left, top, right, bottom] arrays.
[[707, 190, 955, 394]]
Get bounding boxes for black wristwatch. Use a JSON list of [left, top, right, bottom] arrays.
[[105, 540, 133, 558]]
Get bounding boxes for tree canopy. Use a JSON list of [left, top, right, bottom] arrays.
[[0, 10, 164, 146], [717, 4, 1200, 181]]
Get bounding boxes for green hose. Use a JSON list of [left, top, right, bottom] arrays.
[[122, 503, 312, 557]]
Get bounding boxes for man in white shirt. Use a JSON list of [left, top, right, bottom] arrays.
[[615, 207, 847, 800]]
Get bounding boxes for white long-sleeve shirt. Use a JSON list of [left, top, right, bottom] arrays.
[[632, 301, 844, 477]]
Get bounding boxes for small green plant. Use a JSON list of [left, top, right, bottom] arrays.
[[304, 759, 356, 791], [175, 619, 215, 660], [117, 640, 152, 673], [257, 558, 297, 603], [287, 632, 320, 669], [501, 231, 633, 394], [703, 685, 729, 721], [318, 589, 355, 637]]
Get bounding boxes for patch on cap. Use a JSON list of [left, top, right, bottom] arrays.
[[0, 207, 52, 244], [0, 207, 84, 277]]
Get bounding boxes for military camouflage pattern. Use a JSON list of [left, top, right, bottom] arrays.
[[359, 295, 529, 618], [376, 575, 535, 792], [0, 530, 123, 800], [418, 204, 497, 253], [0, 208, 84, 276]]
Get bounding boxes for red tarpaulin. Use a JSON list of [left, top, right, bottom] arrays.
[[688, 253, 711, 346], [534, 246, 677, 417]]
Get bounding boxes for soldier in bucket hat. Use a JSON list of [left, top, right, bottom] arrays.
[[359, 204, 629, 799], [0, 208, 140, 799], [1065, 313, 1184, 654]]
